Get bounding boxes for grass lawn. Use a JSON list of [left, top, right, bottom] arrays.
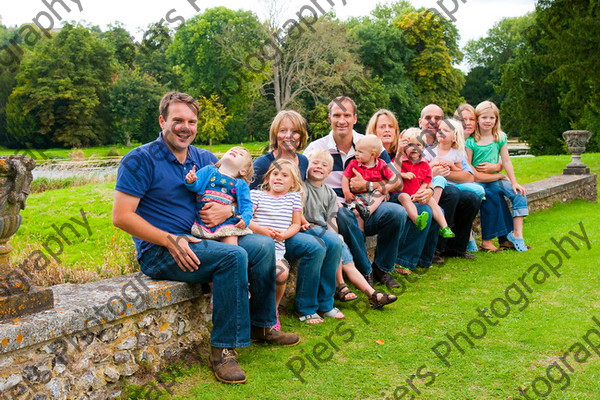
[[6, 151, 600, 398]]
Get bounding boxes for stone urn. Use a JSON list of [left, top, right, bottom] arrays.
[[0, 154, 54, 322], [563, 130, 592, 175]]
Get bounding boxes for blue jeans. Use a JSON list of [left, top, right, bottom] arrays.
[[285, 228, 341, 315], [138, 234, 276, 349], [479, 180, 529, 240], [396, 203, 439, 269], [337, 202, 406, 275]]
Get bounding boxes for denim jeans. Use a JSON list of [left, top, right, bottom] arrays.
[[138, 234, 276, 349], [285, 228, 341, 315], [396, 203, 440, 269], [436, 186, 482, 254], [479, 180, 529, 240], [337, 202, 406, 275]]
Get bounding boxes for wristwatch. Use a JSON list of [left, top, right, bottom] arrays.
[[231, 205, 237, 217], [368, 182, 373, 192]]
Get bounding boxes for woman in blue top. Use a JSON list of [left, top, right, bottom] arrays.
[[250, 110, 309, 189]]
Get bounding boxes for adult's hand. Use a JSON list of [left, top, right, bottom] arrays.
[[200, 202, 232, 228], [349, 168, 368, 192], [411, 187, 433, 204], [475, 162, 501, 174], [166, 234, 201, 272], [431, 165, 450, 177]]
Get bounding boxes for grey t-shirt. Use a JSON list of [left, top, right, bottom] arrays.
[[304, 180, 338, 228]]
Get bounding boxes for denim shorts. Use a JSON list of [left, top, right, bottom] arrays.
[[341, 241, 354, 265]]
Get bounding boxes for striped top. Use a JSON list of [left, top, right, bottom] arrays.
[[250, 190, 302, 259]]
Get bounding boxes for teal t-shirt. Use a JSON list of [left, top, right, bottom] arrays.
[[466, 132, 507, 167]]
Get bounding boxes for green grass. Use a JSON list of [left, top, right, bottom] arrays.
[[6, 149, 600, 398], [159, 199, 600, 400], [0, 141, 269, 160]]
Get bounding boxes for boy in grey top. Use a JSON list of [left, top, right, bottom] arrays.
[[302, 149, 397, 309]]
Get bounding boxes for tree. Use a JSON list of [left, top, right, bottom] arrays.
[[536, 0, 600, 150], [136, 22, 181, 89], [101, 23, 136, 70], [396, 9, 465, 114], [168, 8, 267, 118], [6, 23, 116, 148], [463, 14, 536, 106], [196, 95, 232, 147], [109, 69, 165, 145]]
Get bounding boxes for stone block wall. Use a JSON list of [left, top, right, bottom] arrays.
[[0, 275, 210, 399]]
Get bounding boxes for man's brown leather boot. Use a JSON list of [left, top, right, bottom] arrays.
[[209, 347, 246, 384]]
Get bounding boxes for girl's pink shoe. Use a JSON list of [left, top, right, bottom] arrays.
[[273, 309, 281, 331]]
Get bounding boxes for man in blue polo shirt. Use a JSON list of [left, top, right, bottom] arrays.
[[113, 92, 299, 385]]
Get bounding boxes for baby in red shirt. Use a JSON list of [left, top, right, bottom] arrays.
[[342, 135, 401, 230], [397, 128, 454, 238]]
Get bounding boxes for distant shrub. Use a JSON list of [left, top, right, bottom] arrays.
[[68, 148, 85, 160], [106, 148, 120, 157]]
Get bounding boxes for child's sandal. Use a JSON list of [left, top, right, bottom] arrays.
[[298, 313, 324, 324], [439, 226, 455, 238], [507, 232, 529, 252], [334, 284, 357, 302], [369, 290, 398, 309]]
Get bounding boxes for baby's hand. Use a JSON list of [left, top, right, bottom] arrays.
[[344, 193, 356, 203], [401, 172, 416, 180], [398, 138, 409, 149], [185, 166, 197, 184], [235, 219, 246, 229]]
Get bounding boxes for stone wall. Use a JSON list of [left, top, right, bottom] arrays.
[[0, 275, 210, 399], [0, 173, 596, 399]]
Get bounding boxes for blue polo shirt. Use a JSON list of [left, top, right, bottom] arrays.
[[115, 134, 218, 259]]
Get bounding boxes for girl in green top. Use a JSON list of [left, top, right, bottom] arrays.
[[465, 101, 530, 252]]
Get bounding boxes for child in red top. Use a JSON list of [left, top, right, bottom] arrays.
[[342, 135, 401, 230], [397, 128, 454, 238]]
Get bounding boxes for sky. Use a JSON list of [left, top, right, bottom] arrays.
[[1, 0, 536, 68]]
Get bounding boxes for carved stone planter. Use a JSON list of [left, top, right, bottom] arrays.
[[0, 155, 54, 321], [563, 130, 593, 175]]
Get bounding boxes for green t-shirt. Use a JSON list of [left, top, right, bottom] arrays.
[[466, 132, 507, 167]]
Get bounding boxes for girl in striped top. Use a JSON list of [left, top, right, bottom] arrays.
[[249, 159, 304, 328]]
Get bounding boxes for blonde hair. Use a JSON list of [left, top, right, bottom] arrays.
[[215, 146, 254, 184], [440, 119, 465, 153], [259, 159, 304, 196], [268, 110, 308, 152], [365, 109, 401, 154], [356, 135, 384, 158], [454, 103, 476, 121], [400, 127, 427, 145], [305, 148, 334, 171], [474, 101, 505, 142]]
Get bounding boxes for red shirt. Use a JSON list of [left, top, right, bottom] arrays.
[[400, 158, 432, 196], [343, 158, 395, 194]]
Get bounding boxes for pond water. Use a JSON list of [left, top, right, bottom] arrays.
[[32, 159, 120, 180]]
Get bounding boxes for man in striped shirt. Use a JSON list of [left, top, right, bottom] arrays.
[[304, 96, 407, 288]]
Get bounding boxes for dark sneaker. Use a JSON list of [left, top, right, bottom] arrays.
[[251, 325, 300, 347], [209, 347, 246, 384]]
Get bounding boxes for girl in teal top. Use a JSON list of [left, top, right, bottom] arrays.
[[466, 101, 530, 252]]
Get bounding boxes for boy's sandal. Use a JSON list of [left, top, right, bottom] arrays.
[[369, 290, 398, 310], [334, 284, 358, 302], [415, 211, 429, 231], [318, 308, 345, 320], [467, 239, 479, 253], [298, 313, 324, 324], [507, 232, 529, 252], [439, 226, 455, 238]]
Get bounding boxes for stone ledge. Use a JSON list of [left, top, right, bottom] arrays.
[[0, 273, 203, 354], [523, 173, 597, 206]]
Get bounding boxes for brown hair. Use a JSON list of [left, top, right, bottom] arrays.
[[328, 96, 357, 115], [159, 92, 199, 120], [268, 110, 308, 152]]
